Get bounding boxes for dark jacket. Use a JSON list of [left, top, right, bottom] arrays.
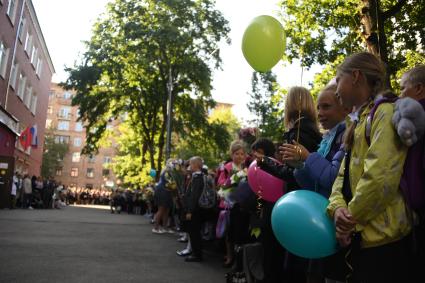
[[184, 172, 204, 213], [259, 117, 322, 192]]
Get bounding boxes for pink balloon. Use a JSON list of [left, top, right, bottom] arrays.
[[248, 160, 285, 202]]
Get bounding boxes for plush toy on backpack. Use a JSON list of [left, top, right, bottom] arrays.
[[392, 97, 425, 147]]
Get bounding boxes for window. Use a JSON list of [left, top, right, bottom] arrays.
[[103, 156, 112, 164], [45, 119, 52, 128], [17, 72, 26, 100], [23, 85, 32, 108], [18, 17, 26, 42], [24, 34, 32, 56], [30, 92, 37, 114], [6, 0, 17, 22], [75, 122, 83, 132], [86, 168, 94, 178], [73, 137, 82, 147], [63, 91, 72, 99], [88, 155, 96, 163], [9, 62, 18, 89], [31, 47, 38, 66], [58, 106, 71, 119], [0, 41, 9, 78], [71, 168, 78, 177], [102, 169, 110, 177], [54, 135, 70, 144], [56, 168, 62, 176], [72, 152, 81, 163], [36, 57, 42, 77], [57, 121, 69, 131], [47, 106, 53, 114]]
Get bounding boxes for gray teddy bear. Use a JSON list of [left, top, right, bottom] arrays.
[[392, 97, 425, 147]]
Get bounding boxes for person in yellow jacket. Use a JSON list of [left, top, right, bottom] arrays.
[[327, 52, 412, 283]]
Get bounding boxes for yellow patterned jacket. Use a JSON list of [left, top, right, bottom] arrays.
[[327, 101, 411, 248]]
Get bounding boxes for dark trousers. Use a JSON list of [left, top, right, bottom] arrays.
[[352, 235, 413, 283], [24, 193, 32, 208], [187, 210, 203, 258]]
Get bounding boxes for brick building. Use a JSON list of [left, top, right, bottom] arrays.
[[0, 0, 54, 207], [46, 83, 118, 190]]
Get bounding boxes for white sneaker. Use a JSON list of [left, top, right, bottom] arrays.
[[28, 206, 34, 210], [152, 228, 165, 234], [166, 229, 175, 234]]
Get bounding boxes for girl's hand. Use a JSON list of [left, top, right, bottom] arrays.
[[334, 207, 356, 233], [336, 231, 352, 247], [279, 140, 310, 162]]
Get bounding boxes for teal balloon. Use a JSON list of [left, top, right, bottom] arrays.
[[271, 190, 337, 259], [242, 15, 286, 72], [149, 169, 157, 178]]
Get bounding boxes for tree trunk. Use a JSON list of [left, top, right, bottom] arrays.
[[359, 0, 380, 56]]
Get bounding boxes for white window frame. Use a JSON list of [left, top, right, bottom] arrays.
[[75, 122, 83, 132], [6, 0, 17, 23], [24, 85, 32, 108], [103, 156, 111, 164], [86, 168, 94, 178], [72, 152, 81, 163], [18, 17, 26, 42], [73, 137, 82, 147], [59, 106, 71, 119], [57, 121, 69, 131], [0, 41, 9, 79], [24, 33, 31, 54], [30, 92, 37, 114], [63, 91, 72, 99], [36, 57, 42, 77], [9, 62, 18, 90], [71, 168, 79, 177], [17, 72, 26, 100], [31, 47, 38, 66]]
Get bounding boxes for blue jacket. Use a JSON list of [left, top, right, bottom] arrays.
[[294, 123, 346, 198]]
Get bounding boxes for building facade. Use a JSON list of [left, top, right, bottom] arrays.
[[0, 0, 54, 207], [46, 83, 118, 190]]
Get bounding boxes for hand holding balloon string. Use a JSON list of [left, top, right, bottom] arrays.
[[279, 140, 310, 162], [334, 207, 356, 247]]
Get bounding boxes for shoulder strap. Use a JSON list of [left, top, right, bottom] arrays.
[[342, 150, 352, 203], [365, 97, 398, 146]]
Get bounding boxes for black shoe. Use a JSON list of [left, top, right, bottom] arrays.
[[185, 255, 202, 262], [176, 249, 192, 256]]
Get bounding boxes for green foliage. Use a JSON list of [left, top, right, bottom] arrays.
[[247, 71, 284, 142], [62, 0, 230, 178], [174, 105, 241, 168], [281, 0, 425, 86], [41, 130, 69, 179], [393, 50, 425, 92]]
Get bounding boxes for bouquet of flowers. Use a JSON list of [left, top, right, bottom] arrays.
[[230, 168, 248, 185]]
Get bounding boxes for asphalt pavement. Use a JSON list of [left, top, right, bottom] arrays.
[[0, 205, 225, 283]]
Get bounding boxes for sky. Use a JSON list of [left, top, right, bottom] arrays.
[[32, 0, 322, 125]]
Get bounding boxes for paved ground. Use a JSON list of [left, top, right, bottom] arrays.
[[0, 206, 225, 283]]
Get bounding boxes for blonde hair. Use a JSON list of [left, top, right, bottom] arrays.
[[284, 86, 318, 128], [337, 52, 388, 150], [403, 65, 425, 86], [229, 140, 246, 156], [337, 52, 387, 98]]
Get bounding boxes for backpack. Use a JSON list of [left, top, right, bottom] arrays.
[[198, 175, 217, 209], [365, 97, 425, 210]]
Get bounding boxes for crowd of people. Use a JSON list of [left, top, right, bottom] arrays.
[[7, 53, 425, 283], [147, 55, 425, 283]]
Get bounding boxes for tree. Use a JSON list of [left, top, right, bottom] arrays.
[[41, 130, 69, 179], [62, 0, 230, 175], [247, 71, 284, 141], [173, 105, 241, 167], [280, 0, 424, 84]]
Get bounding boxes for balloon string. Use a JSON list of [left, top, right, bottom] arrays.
[[254, 166, 263, 215]]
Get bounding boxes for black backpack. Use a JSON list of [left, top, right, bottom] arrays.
[[198, 175, 217, 209]]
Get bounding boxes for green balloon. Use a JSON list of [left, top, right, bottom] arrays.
[[242, 15, 286, 72]]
